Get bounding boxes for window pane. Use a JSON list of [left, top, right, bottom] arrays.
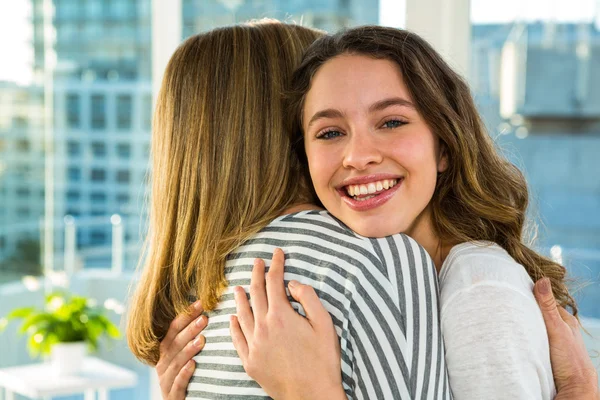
[[469, 2, 600, 319], [90, 94, 106, 130], [116, 94, 132, 130], [66, 93, 80, 128]]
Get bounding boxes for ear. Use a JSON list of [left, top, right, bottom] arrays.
[[437, 145, 449, 173]]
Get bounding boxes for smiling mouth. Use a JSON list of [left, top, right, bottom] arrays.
[[344, 179, 400, 201]]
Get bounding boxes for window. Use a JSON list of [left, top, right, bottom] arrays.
[[90, 192, 107, 203], [66, 93, 80, 128], [16, 207, 30, 218], [116, 94, 132, 129], [66, 190, 80, 201], [90, 209, 106, 216], [16, 139, 30, 152], [116, 193, 129, 203], [90, 168, 106, 181], [68, 167, 81, 182], [16, 187, 30, 197], [116, 170, 130, 183], [91, 142, 106, 157], [67, 141, 80, 156], [91, 94, 106, 130], [13, 117, 28, 129], [116, 143, 131, 158], [142, 94, 152, 130], [65, 208, 80, 217], [89, 230, 107, 244]]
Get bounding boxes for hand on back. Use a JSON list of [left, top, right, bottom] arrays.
[[155, 300, 207, 400], [534, 278, 599, 400], [229, 248, 346, 400]]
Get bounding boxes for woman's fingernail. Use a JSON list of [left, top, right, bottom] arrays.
[[186, 359, 195, 370], [194, 300, 203, 310], [288, 280, 298, 289], [195, 315, 206, 327], [539, 278, 550, 295], [193, 335, 204, 347]]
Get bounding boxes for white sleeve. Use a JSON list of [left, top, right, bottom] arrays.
[[441, 282, 556, 400]]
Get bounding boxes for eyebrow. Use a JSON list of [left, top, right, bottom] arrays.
[[306, 97, 415, 129], [369, 97, 415, 112]]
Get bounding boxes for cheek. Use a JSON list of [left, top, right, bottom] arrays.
[[392, 135, 439, 173], [305, 145, 328, 188]]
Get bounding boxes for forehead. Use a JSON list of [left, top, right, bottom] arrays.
[[303, 54, 411, 114]]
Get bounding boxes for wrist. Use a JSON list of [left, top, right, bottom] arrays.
[[285, 383, 346, 400], [555, 382, 599, 400]]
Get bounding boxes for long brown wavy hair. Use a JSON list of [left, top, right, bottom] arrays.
[[287, 25, 577, 315], [127, 21, 323, 365]]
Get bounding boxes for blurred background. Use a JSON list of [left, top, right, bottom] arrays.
[[0, 0, 599, 399]]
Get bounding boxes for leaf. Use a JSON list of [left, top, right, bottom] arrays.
[[18, 314, 52, 335], [6, 307, 35, 320]]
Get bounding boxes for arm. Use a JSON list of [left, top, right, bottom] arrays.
[[534, 278, 599, 400], [441, 282, 555, 399]]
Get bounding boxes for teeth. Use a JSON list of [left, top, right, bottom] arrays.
[[345, 179, 400, 198], [355, 194, 376, 202]]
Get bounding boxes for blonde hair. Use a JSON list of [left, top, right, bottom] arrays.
[[288, 26, 577, 315], [127, 21, 323, 365]]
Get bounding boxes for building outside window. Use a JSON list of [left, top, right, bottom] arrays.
[[66, 93, 80, 128], [66, 190, 80, 201], [90, 192, 107, 203], [90, 168, 106, 182], [116, 143, 131, 158], [15, 139, 30, 152], [116, 193, 130, 203], [116, 170, 130, 183], [67, 140, 80, 155], [91, 141, 107, 157], [90, 94, 106, 130], [67, 166, 81, 182], [116, 94, 133, 130]]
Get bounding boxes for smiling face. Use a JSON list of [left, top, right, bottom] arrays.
[[302, 54, 448, 241]]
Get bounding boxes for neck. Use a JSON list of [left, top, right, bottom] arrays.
[[280, 203, 323, 216], [405, 208, 453, 274]]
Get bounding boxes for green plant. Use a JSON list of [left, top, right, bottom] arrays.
[[0, 291, 121, 357]]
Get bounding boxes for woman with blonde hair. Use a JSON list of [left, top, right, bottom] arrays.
[[127, 21, 451, 399]]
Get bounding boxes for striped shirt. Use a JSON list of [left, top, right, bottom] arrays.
[[186, 210, 451, 399]]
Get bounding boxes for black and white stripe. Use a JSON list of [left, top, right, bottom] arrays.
[[186, 210, 451, 399]]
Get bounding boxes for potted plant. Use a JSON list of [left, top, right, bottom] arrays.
[[0, 291, 121, 376]]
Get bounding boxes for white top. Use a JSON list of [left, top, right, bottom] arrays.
[[439, 241, 556, 400], [0, 357, 138, 398]]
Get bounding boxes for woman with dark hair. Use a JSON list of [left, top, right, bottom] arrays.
[[225, 26, 594, 399], [145, 23, 598, 400]]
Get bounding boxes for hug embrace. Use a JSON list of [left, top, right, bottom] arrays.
[[127, 21, 599, 400]]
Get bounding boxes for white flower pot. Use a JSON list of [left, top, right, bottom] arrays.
[[51, 341, 87, 376]]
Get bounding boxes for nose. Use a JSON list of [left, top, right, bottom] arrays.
[[342, 131, 383, 171]]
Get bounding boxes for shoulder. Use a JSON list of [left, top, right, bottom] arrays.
[[439, 241, 534, 304]]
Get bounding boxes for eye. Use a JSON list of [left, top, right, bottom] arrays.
[[316, 129, 344, 140], [382, 119, 407, 129]]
